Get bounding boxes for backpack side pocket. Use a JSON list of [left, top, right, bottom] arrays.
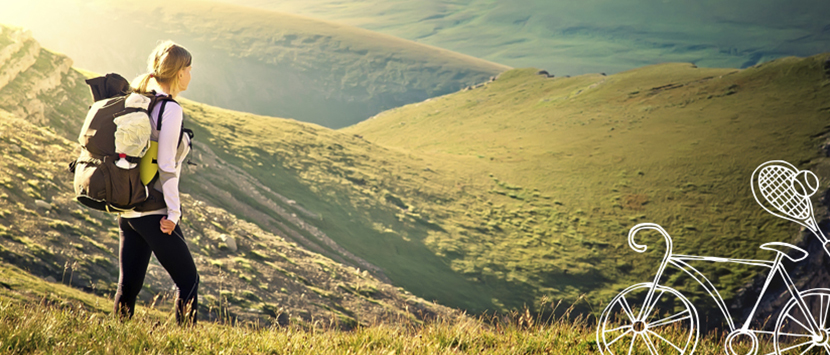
[[100, 156, 148, 209], [73, 159, 108, 210]]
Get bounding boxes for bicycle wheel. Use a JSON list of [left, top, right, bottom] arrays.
[[598, 282, 699, 355], [774, 288, 830, 354]]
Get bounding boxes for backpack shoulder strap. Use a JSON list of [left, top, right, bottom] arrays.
[[148, 95, 178, 131], [146, 95, 191, 148]]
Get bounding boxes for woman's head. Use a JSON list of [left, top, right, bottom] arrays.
[[132, 41, 192, 97]]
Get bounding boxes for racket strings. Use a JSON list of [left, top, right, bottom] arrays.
[[758, 166, 810, 219]]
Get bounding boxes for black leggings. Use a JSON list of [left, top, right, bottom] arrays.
[[114, 215, 199, 324]]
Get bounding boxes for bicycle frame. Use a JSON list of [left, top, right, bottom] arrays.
[[668, 253, 774, 333], [631, 223, 822, 337]]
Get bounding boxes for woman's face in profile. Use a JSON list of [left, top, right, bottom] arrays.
[[179, 65, 192, 92]]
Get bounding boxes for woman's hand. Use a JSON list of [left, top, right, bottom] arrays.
[[160, 216, 176, 235]]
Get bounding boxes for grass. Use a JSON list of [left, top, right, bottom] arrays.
[[206, 0, 830, 75], [0, 263, 114, 313], [0, 264, 798, 354], [0, 293, 752, 355]]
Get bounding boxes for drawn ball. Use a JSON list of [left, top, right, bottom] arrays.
[[792, 170, 820, 197]]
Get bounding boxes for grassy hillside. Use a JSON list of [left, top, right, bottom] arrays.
[[209, 0, 830, 75], [178, 99, 508, 312], [339, 55, 830, 314], [0, 0, 508, 128], [0, 109, 455, 327], [0, 262, 116, 314]]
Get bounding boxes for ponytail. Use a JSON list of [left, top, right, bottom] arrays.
[[131, 73, 156, 95], [131, 41, 192, 96]]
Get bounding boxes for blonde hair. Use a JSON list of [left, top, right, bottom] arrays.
[[132, 41, 192, 96]]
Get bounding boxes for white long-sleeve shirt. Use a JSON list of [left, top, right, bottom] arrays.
[[121, 91, 190, 224]]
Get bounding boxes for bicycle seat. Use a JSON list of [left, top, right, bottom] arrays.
[[760, 242, 808, 262]]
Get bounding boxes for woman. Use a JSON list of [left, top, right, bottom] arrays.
[[115, 41, 198, 324]]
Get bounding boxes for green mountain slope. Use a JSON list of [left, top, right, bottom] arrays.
[[340, 55, 830, 312], [0, 0, 508, 128], [177, 99, 502, 311], [207, 0, 830, 75]]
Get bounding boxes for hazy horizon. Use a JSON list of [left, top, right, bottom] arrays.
[[1, 0, 828, 78], [206, 0, 830, 74]]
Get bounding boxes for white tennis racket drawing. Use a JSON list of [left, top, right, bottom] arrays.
[[751, 160, 828, 245]]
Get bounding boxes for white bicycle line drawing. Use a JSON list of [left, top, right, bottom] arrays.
[[597, 160, 830, 355]]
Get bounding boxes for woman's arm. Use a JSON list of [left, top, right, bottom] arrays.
[[156, 101, 184, 225]]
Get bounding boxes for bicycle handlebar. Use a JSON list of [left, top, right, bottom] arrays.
[[628, 223, 674, 260]]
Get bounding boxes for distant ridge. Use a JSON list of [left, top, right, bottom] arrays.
[[0, 0, 509, 128], [0, 26, 88, 137], [204, 0, 830, 76]]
